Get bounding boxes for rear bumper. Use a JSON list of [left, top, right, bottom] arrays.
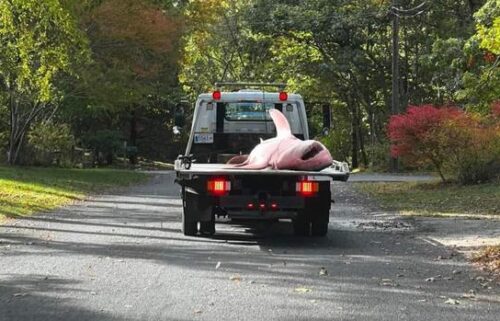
[[220, 195, 305, 219], [220, 195, 304, 209]]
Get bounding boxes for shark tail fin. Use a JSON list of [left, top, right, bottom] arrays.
[[269, 109, 292, 138]]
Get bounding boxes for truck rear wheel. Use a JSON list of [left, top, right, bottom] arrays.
[[199, 220, 215, 236], [182, 211, 198, 236], [182, 218, 197, 236], [311, 220, 328, 236]]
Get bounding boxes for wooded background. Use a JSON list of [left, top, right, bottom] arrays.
[[0, 0, 498, 169]]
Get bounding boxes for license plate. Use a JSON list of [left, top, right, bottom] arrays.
[[194, 133, 214, 144]]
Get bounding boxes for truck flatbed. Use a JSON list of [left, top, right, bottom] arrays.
[[175, 161, 350, 181]]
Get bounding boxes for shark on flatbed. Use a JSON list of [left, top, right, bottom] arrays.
[[227, 109, 333, 171]]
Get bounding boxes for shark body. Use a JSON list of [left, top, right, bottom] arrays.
[[228, 109, 333, 171]]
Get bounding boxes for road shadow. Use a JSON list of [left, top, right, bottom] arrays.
[[0, 274, 134, 321]]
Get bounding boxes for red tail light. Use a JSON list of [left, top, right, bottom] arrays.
[[207, 178, 231, 196], [212, 90, 221, 100], [279, 91, 288, 101], [296, 181, 319, 197]]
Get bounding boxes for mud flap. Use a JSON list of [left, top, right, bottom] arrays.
[[183, 187, 213, 222]]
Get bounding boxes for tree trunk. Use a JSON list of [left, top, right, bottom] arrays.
[[129, 110, 138, 165], [7, 90, 17, 165], [350, 100, 359, 169]]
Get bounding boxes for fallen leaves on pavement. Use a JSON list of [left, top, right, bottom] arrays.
[[472, 246, 500, 277]]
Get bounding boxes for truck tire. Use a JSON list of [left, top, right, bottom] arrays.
[[293, 216, 311, 236], [199, 220, 215, 236], [311, 220, 328, 236], [182, 211, 198, 236]]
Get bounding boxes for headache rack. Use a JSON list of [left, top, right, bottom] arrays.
[[214, 82, 287, 91]]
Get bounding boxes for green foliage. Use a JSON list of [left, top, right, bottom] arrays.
[[458, 0, 500, 113], [0, 0, 498, 171], [83, 130, 123, 160], [27, 122, 75, 166], [0, 0, 90, 101], [474, 0, 500, 54], [0, 0, 90, 164], [420, 38, 466, 103]]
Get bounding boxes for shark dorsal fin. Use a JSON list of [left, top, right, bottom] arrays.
[[269, 109, 292, 137], [260, 138, 264, 143]]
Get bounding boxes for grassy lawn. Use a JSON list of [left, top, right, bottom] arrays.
[[354, 181, 500, 218], [0, 166, 148, 220]]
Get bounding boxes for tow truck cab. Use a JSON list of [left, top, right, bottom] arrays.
[[186, 89, 309, 163], [175, 84, 347, 237]]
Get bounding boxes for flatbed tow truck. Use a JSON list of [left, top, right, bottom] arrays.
[[174, 83, 349, 237]]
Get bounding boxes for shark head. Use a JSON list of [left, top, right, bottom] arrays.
[[275, 139, 333, 171]]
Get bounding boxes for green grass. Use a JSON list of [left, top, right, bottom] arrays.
[[0, 166, 148, 220], [354, 181, 500, 218]]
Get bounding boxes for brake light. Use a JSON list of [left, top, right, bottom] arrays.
[[207, 178, 231, 196], [296, 181, 319, 196], [212, 90, 221, 100], [279, 91, 288, 101]]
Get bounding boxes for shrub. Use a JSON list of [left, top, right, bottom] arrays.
[[27, 122, 75, 166], [442, 115, 500, 184], [388, 105, 465, 181], [83, 130, 123, 165], [388, 104, 500, 184], [320, 127, 351, 163]]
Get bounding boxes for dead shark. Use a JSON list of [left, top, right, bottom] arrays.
[[227, 109, 333, 171]]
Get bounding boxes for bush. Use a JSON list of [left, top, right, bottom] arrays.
[[320, 127, 351, 162], [442, 114, 500, 184], [366, 142, 391, 171], [27, 122, 75, 166], [388, 104, 500, 184], [83, 130, 123, 165]]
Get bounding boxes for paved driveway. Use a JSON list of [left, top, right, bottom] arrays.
[[1, 172, 498, 320]]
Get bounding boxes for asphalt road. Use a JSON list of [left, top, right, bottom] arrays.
[[1, 172, 499, 321]]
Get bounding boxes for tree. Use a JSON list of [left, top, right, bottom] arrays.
[[458, 0, 499, 113], [388, 105, 466, 181], [60, 0, 185, 163], [0, 0, 89, 164]]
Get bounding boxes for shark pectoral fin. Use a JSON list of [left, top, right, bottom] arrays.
[[238, 159, 271, 170]]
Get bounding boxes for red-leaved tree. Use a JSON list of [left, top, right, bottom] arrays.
[[389, 104, 500, 183], [388, 105, 466, 182]]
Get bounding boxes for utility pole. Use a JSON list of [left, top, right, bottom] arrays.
[[390, 0, 400, 172], [389, 1, 427, 172]]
